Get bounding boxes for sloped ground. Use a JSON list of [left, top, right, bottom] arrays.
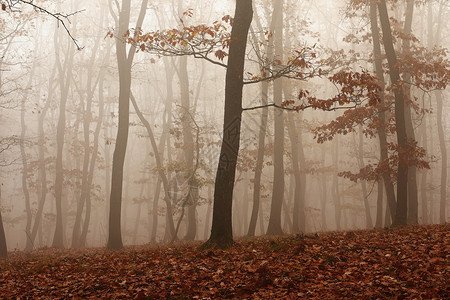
[[0, 224, 448, 299]]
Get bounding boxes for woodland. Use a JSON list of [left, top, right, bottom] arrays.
[[0, 0, 448, 297]]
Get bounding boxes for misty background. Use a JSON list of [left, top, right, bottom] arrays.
[[0, 0, 448, 251]]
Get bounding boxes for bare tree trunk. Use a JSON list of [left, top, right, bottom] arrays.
[[21, 48, 37, 251], [72, 13, 104, 248], [436, 92, 447, 223], [285, 81, 306, 233], [29, 62, 56, 247], [429, 2, 447, 224], [332, 137, 341, 231], [247, 5, 270, 237], [79, 52, 109, 247], [378, 0, 409, 226], [402, 0, 418, 225], [178, 56, 197, 241], [369, 1, 396, 223], [130, 93, 177, 239], [52, 21, 75, 248], [357, 127, 373, 228], [375, 179, 384, 228], [0, 186, 6, 257], [203, 185, 213, 239], [266, 0, 284, 236], [107, 0, 148, 250], [202, 0, 253, 249]]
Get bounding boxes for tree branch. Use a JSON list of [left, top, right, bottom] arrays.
[[4, 0, 84, 50]]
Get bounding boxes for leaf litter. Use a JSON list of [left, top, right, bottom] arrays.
[[0, 223, 448, 299]]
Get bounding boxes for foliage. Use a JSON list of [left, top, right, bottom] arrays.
[[0, 224, 447, 298]]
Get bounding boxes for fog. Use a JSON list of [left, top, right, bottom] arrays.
[[0, 0, 448, 251]]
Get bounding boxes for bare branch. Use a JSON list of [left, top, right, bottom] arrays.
[[3, 0, 84, 50]]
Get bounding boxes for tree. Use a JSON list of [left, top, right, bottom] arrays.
[[52, 19, 75, 248], [266, 0, 285, 236], [368, 0, 397, 226], [1, 0, 83, 50], [107, 0, 148, 250], [202, 0, 253, 249], [0, 185, 6, 257], [246, 3, 270, 237]]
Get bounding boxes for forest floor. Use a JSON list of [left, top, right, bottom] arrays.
[[0, 223, 448, 299]]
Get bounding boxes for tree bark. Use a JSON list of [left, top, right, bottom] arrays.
[[21, 47, 37, 251], [357, 127, 373, 228], [52, 22, 75, 248], [332, 137, 341, 231], [402, 0, 418, 225], [107, 0, 148, 250], [130, 93, 177, 239], [202, 0, 253, 249], [377, 0, 409, 226], [0, 186, 7, 257], [436, 92, 447, 224], [247, 6, 270, 237], [266, 0, 284, 236], [29, 62, 56, 248], [369, 1, 397, 223]]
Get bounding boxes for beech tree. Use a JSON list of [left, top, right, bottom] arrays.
[[107, 0, 148, 250], [202, 0, 253, 248]]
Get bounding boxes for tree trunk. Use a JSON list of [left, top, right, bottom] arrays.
[[202, 0, 253, 249], [377, 0, 409, 226], [107, 0, 148, 250], [247, 6, 270, 237], [79, 53, 108, 247], [332, 137, 341, 231], [29, 62, 56, 248], [357, 127, 373, 228], [52, 23, 75, 248], [0, 186, 7, 257], [436, 92, 447, 224], [21, 50, 37, 251], [375, 178, 384, 228], [130, 93, 177, 239], [179, 56, 197, 241], [266, 0, 284, 236], [402, 0, 418, 225], [369, 1, 397, 223]]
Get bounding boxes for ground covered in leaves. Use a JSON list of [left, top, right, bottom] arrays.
[[0, 224, 448, 299]]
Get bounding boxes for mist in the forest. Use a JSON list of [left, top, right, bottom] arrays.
[[0, 0, 448, 252]]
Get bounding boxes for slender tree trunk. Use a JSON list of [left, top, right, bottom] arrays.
[[266, 0, 284, 236], [0, 186, 6, 257], [151, 178, 162, 242], [202, 0, 253, 249], [107, 0, 148, 249], [378, 0, 409, 226], [428, 2, 447, 224], [178, 56, 197, 240], [79, 56, 108, 247], [357, 127, 373, 228], [29, 63, 55, 247], [369, 1, 396, 223], [247, 6, 270, 237], [436, 92, 447, 223], [52, 23, 75, 248], [375, 178, 384, 228], [21, 51, 37, 251], [402, 0, 418, 225], [130, 93, 177, 239], [285, 81, 305, 233], [203, 185, 213, 239], [332, 137, 341, 231]]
